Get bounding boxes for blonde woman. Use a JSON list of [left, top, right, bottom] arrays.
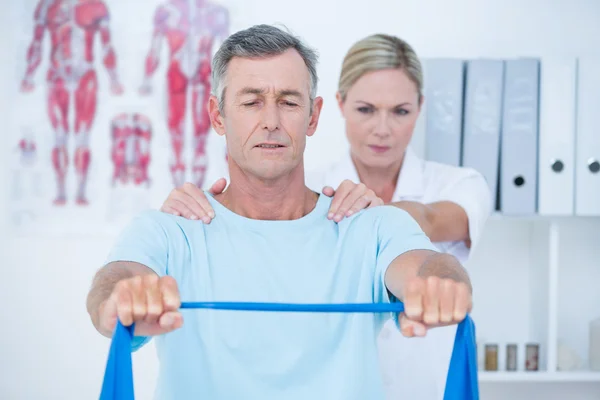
[[160, 34, 491, 399]]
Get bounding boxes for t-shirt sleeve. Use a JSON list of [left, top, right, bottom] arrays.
[[436, 167, 492, 252], [104, 210, 172, 277], [373, 206, 438, 305]]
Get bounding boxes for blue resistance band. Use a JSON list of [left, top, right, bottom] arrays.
[[99, 302, 479, 400]]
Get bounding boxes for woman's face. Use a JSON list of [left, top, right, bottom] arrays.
[[338, 68, 422, 169]]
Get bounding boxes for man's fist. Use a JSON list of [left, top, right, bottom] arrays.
[[399, 276, 472, 338], [99, 274, 183, 337]]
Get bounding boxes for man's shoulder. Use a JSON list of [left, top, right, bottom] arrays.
[[125, 209, 197, 237], [340, 205, 415, 232]]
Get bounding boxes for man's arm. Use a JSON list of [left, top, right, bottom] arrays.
[[86, 210, 182, 343], [384, 250, 472, 337]]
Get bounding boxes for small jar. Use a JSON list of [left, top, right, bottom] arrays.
[[485, 344, 498, 371]]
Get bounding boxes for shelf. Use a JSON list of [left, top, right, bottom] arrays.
[[489, 212, 600, 221], [478, 371, 600, 382]]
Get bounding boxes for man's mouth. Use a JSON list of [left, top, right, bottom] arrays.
[[256, 144, 285, 148]]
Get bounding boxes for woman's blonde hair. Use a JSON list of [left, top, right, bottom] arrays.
[[338, 34, 423, 102]]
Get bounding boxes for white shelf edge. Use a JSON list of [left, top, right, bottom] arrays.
[[478, 371, 600, 382], [489, 213, 600, 221]]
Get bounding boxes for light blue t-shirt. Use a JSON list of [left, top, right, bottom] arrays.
[[105, 193, 437, 400]]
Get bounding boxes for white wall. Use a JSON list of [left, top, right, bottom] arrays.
[[2, 0, 600, 399]]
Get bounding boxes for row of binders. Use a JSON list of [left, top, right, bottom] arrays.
[[419, 57, 600, 216]]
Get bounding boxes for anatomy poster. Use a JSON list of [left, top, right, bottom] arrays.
[[7, 0, 234, 236]]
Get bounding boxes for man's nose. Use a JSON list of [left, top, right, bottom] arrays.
[[261, 102, 280, 132]]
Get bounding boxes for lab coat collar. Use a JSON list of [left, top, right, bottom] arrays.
[[393, 146, 426, 200], [334, 146, 425, 201]]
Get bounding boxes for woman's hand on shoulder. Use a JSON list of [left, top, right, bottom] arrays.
[[160, 178, 227, 223], [323, 179, 384, 222]]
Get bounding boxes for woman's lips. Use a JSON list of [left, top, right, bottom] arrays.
[[368, 145, 390, 154]]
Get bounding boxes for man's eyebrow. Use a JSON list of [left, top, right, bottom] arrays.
[[235, 87, 304, 98], [236, 87, 267, 97], [277, 89, 303, 98]]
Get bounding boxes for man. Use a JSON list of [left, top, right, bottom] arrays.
[[87, 24, 473, 399], [21, 0, 124, 205], [139, 0, 229, 188]]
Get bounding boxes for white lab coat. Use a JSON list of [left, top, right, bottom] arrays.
[[306, 146, 492, 400]]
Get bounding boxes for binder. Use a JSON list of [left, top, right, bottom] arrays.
[[499, 58, 540, 215], [423, 59, 465, 167], [538, 58, 577, 215], [575, 57, 600, 216], [461, 59, 505, 210]]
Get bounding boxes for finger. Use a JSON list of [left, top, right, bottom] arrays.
[[129, 275, 147, 323], [403, 278, 424, 320], [327, 181, 355, 219], [322, 186, 335, 197], [174, 187, 210, 221], [346, 189, 378, 216], [423, 276, 441, 325], [158, 311, 184, 332], [168, 198, 200, 221], [439, 279, 455, 324], [332, 183, 366, 222], [114, 281, 134, 327], [143, 274, 163, 325], [160, 276, 181, 312], [160, 204, 181, 217], [183, 182, 216, 220], [368, 197, 385, 208], [100, 296, 118, 334], [399, 313, 427, 337], [453, 283, 471, 322], [208, 178, 227, 197]]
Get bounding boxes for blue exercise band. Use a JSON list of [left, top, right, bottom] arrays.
[[99, 302, 479, 400]]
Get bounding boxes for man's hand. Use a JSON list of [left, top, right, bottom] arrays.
[[98, 274, 183, 337], [160, 178, 227, 223], [399, 275, 472, 338], [323, 180, 384, 222]]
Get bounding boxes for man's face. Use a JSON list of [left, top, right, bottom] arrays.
[[209, 49, 323, 181]]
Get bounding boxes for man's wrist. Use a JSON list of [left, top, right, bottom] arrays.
[[417, 253, 472, 291]]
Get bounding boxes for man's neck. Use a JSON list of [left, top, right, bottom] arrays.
[[216, 165, 318, 221]]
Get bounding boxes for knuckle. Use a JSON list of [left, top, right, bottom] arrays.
[[143, 273, 159, 287], [453, 309, 467, 321], [407, 278, 421, 292], [426, 276, 440, 288], [146, 303, 162, 318], [129, 275, 143, 289], [423, 314, 438, 325]]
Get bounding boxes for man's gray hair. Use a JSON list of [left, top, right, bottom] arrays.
[[211, 24, 319, 112]]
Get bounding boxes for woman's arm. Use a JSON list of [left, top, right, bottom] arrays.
[[391, 201, 471, 246]]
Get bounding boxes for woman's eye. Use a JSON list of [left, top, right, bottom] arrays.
[[357, 107, 372, 114]]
